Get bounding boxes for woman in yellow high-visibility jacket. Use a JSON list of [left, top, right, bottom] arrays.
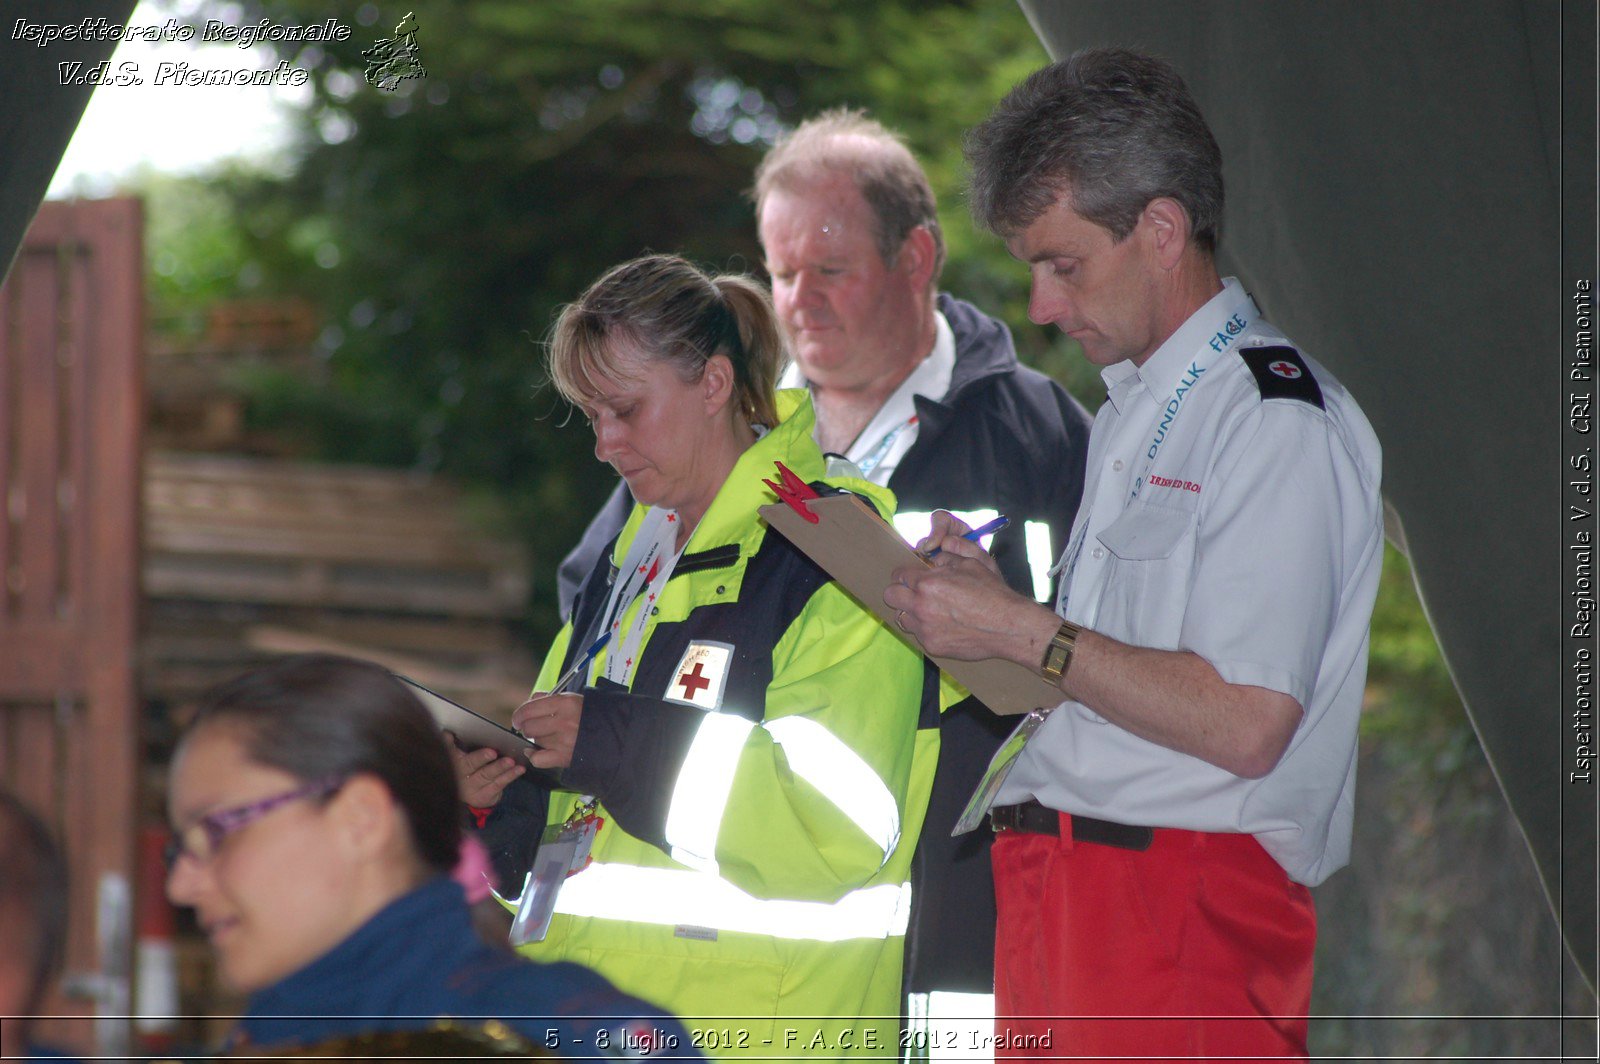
[[459, 254, 938, 1059]]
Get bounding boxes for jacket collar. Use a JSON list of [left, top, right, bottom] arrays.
[[935, 292, 1020, 402], [612, 389, 896, 565], [242, 878, 468, 1036]]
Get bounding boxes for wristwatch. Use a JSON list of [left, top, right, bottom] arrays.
[[1040, 619, 1081, 684]]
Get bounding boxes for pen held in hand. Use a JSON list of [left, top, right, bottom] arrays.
[[551, 631, 612, 694], [924, 515, 1010, 559]]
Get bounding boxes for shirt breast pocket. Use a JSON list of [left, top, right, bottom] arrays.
[[1094, 501, 1196, 648]]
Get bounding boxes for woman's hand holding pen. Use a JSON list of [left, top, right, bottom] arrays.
[[512, 692, 584, 770]]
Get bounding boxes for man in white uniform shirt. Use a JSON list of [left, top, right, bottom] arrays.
[[887, 49, 1383, 1060]]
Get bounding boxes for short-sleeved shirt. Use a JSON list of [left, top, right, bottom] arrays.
[[995, 278, 1383, 886]]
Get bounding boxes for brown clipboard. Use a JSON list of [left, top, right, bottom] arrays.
[[758, 490, 1066, 716]]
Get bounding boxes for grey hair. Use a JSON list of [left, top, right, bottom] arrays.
[[965, 48, 1224, 254], [753, 108, 946, 288]]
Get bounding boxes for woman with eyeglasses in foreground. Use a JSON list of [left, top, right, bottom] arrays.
[[165, 653, 697, 1059]]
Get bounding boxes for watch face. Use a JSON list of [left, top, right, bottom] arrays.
[[1043, 622, 1076, 679]]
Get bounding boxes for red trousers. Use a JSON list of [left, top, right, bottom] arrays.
[[992, 811, 1315, 1062]]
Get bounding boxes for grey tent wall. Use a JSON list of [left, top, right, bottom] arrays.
[[0, 1, 138, 281], [1017, 0, 1596, 985]]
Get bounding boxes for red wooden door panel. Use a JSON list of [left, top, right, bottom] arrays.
[[0, 197, 142, 1057]]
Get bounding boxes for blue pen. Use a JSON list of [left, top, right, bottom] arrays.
[[925, 515, 1010, 558], [552, 631, 612, 693]]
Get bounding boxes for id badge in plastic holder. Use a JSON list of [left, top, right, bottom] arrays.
[[953, 706, 1054, 835], [508, 815, 601, 947]]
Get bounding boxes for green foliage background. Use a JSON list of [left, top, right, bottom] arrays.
[[163, 0, 1063, 638], [134, 0, 1587, 1052]]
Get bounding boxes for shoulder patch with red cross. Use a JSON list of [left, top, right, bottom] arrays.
[[1239, 345, 1324, 409], [664, 641, 733, 710]]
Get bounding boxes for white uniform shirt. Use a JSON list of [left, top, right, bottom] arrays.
[[778, 310, 955, 486], [995, 278, 1383, 886]]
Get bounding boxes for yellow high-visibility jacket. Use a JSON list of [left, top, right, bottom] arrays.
[[518, 390, 938, 1059]]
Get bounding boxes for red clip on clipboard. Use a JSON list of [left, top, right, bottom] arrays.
[[761, 460, 821, 523]]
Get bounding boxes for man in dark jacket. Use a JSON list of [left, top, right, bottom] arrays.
[[553, 110, 1092, 1015]]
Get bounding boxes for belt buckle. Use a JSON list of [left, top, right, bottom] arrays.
[[989, 805, 1020, 833]]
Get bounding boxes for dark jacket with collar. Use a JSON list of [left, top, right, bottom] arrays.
[[235, 878, 695, 1059], [550, 293, 1092, 994]]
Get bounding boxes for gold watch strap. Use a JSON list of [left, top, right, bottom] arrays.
[[1041, 619, 1081, 684]]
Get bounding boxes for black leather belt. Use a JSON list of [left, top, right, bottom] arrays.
[[991, 800, 1154, 851]]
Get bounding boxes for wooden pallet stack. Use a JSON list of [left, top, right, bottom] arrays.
[[145, 298, 323, 454], [143, 451, 539, 727]]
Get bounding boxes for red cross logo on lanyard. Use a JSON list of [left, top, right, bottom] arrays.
[[677, 661, 712, 700], [1269, 359, 1303, 380]]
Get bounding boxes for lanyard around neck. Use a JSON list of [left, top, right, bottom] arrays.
[[596, 507, 684, 687], [853, 414, 918, 478], [1127, 300, 1256, 501]]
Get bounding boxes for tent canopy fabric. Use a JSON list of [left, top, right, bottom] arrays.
[[1018, 0, 1595, 983], [0, 1, 136, 279]]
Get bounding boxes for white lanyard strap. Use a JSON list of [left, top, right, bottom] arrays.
[[853, 415, 918, 478], [598, 508, 684, 687], [1127, 302, 1256, 501]]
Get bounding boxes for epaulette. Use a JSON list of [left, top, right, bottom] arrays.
[[1239, 345, 1324, 409]]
